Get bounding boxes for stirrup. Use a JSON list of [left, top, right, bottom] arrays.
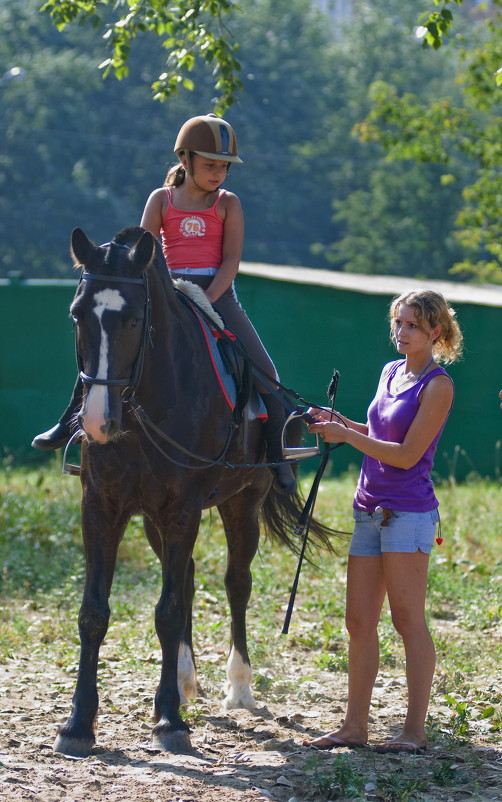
[[62, 430, 83, 476], [281, 409, 320, 461]]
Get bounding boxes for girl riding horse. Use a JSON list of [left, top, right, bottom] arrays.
[[32, 114, 296, 494]]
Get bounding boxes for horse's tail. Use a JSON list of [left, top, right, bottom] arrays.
[[260, 418, 345, 558]]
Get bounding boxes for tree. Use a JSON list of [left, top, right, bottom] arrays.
[[419, 0, 502, 81], [0, 0, 341, 275], [41, 0, 242, 113], [296, 0, 470, 279], [356, 0, 502, 282], [3, 0, 497, 281], [418, 0, 465, 50], [225, 0, 341, 267], [0, 0, 193, 276]]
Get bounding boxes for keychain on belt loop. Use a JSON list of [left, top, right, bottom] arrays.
[[436, 511, 443, 545]]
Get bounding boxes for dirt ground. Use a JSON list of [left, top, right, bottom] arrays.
[[1, 635, 501, 802]]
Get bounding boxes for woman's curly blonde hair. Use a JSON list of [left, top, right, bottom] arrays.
[[389, 290, 463, 364]]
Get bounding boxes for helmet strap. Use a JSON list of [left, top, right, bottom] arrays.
[[180, 151, 222, 195], [178, 150, 193, 177]]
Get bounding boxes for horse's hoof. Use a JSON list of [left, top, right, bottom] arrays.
[[151, 728, 192, 753], [53, 732, 94, 758], [222, 691, 257, 711], [223, 683, 257, 710]]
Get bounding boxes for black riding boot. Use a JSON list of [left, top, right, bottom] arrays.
[[31, 376, 83, 451], [262, 394, 297, 495]]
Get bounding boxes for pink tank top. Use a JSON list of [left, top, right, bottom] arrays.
[[161, 188, 224, 271]]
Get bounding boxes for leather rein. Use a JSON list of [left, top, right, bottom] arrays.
[[75, 267, 249, 470], [75, 264, 339, 471]]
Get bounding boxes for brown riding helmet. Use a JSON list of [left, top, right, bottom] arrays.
[[174, 114, 243, 175]]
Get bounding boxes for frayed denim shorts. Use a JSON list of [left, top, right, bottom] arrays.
[[350, 507, 440, 556]]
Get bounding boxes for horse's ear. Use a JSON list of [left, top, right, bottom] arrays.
[[130, 230, 156, 273], [71, 227, 97, 268]]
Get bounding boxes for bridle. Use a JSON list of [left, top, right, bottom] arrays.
[[71, 248, 341, 471], [73, 257, 240, 470], [68, 244, 349, 632], [77, 268, 153, 396]]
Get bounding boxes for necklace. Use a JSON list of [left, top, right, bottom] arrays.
[[394, 357, 434, 392], [415, 357, 434, 382]]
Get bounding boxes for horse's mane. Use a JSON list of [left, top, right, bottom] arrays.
[[112, 227, 224, 328], [112, 226, 176, 293]]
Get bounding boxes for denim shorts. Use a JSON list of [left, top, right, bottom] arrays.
[[350, 507, 440, 556]]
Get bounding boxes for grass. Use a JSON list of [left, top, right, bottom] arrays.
[[1, 459, 501, 679], [0, 458, 501, 799]]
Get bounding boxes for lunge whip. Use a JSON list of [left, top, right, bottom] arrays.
[[282, 370, 341, 635]]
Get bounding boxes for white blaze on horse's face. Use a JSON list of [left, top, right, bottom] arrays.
[[80, 288, 126, 443]]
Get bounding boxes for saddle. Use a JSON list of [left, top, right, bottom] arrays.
[[174, 281, 256, 422], [214, 330, 254, 422]]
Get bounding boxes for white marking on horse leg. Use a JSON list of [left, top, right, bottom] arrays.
[[223, 646, 255, 710], [177, 641, 197, 704], [80, 288, 125, 442]]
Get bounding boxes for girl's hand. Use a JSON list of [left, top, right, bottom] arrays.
[[307, 420, 348, 444]]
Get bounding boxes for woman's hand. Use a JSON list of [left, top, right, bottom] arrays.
[[307, 419, 349, 444], [306, 406, 333, 422]]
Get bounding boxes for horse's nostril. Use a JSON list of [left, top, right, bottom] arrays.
[[101, 420, 119, 438]]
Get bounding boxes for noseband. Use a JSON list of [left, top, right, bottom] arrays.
[[77, 259, 152, 395], [73, 246, 332, 473]]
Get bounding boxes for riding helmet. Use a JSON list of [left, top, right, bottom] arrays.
[[174, 114, 243, 175]]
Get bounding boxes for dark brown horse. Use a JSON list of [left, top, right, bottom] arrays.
[[54, 226, 333, 758]]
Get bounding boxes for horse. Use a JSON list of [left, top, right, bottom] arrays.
[[54, 226, 334, 758]]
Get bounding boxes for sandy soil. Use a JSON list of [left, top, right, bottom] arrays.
[[1, 636, 500, 802]]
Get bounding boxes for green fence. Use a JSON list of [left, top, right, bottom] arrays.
[[1, 267, 501, 480]]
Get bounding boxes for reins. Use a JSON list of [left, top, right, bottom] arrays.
[[71, 262, 346, 472], [67, 251, 347, 633], [174, 289, 313, 418]]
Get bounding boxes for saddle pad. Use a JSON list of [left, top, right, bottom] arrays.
[[190, 302, 267, 420]]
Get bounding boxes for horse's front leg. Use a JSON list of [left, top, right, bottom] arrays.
[[218, 492, 261, 710], [54, 498, 128, 757], [151, 510, 200, 752], [177, 555, 198, 703]]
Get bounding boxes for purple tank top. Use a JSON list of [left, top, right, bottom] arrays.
[[353, 360, 453, 513]]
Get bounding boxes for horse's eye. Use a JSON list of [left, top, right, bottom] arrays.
[[129, 318, 141, 331]]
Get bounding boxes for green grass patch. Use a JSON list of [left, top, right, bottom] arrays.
[[0, 461, 500, 800]]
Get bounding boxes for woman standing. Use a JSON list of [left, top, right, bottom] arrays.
[[304, 289, 463, 754]]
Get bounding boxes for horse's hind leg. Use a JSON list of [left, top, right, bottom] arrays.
[[218, 491, 262, 710], [54, 501, 128, 757]]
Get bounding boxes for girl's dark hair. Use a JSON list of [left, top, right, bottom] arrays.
[[163, 150, 231, 187], [164, 158, 186, 188]]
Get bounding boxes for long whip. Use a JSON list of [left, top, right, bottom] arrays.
[[282, 370, 340, 634]]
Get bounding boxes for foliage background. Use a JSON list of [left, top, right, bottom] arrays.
[[1, 0, 501, 281]]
